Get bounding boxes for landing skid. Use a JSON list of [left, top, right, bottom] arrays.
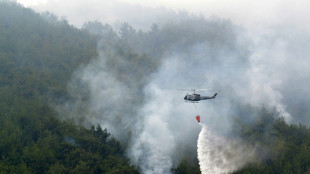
[[184, 100, 199, 103]]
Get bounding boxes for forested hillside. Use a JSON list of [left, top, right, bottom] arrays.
[[1, 1, 310, 174], [0, 2, 138, 173], [234, 108, 310, 173], [173, 108, 310, 174]]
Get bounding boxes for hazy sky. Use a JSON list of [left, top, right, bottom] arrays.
[[12, 0, 310, 172], [15, 0, 310, 31]]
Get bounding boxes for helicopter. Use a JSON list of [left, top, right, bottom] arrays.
[[182, 89, 218, 103], [178, 88, 219, 123]]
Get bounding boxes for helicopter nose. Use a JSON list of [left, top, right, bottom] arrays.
[[184, 95, 187, 100]]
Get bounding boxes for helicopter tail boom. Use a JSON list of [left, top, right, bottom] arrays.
[[201, 93, 217, 100]]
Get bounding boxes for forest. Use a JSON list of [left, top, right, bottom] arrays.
[[0, 2, 137, 173], [1, 1, 310, 173]]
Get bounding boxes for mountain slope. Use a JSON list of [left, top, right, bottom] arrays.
[[0, 2, 138, 173]]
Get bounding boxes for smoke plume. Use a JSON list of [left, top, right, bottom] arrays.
[[56, 13, 310, 173]]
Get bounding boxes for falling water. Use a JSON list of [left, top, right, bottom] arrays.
[[197, 123, 256, 174]]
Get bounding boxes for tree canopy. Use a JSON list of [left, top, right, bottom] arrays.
[[1, 1, 310, 174], [0, 2, 137, 173]]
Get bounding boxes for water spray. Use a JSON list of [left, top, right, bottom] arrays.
[[197, 123, 257, 174]]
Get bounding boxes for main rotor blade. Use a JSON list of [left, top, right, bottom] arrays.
[[195, 88, 211, 91], [177, 89, 195, 91], [177, 88, 211, 91]]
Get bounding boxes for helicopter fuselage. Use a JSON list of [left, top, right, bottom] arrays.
[[184, 93, 217, 102]]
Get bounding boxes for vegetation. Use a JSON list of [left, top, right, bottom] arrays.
[[173, 108, 310, 174], [234, 109, 310, 174], [1, 1, 310, 174], [0, 2, 137, 173]]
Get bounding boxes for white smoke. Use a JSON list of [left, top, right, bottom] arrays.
[[129, 84, 176, 173], [127, 57, 201, 173], [9, 0, 310, 173], [57, 14, 310, 173]]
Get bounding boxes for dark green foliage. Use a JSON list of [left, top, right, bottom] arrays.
[[233, 108, 310, 174], [0, 2, 97, 104], [172, 160, 200, 174], [0, 2, 138, 173], [173, 107, 310, 174], [2, 1, 310, 174]]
